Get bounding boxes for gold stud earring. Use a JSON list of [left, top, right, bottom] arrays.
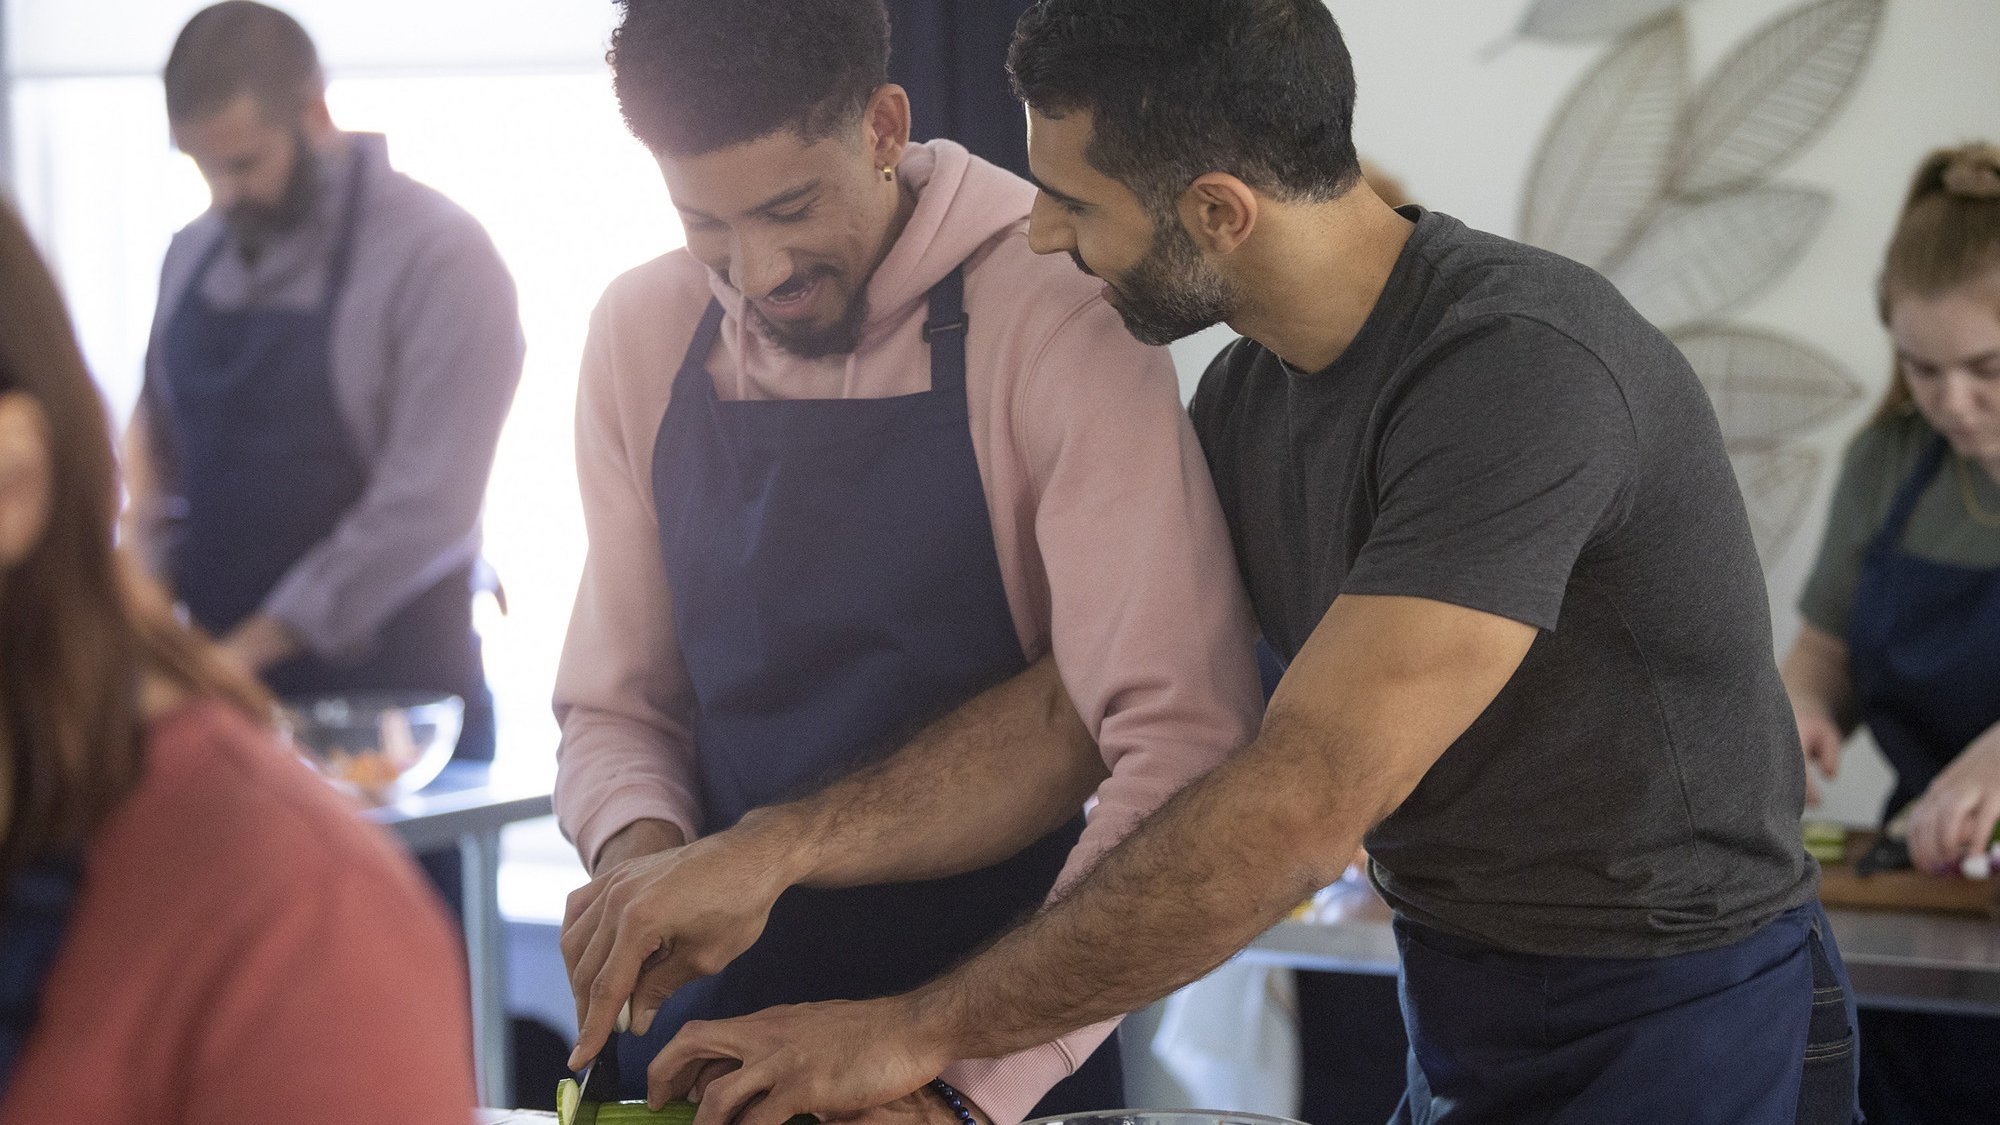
[[881, 165, 896, 182]]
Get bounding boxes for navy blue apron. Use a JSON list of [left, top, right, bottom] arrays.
[[1845, 435, 2000, 1124], [0, 857, 81, 1097], [155, 151, 492, 764], [628, 269, 1120, 1113], [1389, 902, 1857, 1124], [1848, 436, 2000, 823]]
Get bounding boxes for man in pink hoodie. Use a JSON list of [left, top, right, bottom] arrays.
[[553, 2, 1261, 1122]]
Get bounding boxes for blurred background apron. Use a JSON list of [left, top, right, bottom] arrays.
[[155, 155, 491, 914]]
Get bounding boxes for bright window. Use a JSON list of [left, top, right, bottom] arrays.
[[11, 69, 685, 796]]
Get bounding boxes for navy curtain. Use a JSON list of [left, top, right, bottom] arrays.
[[888, 0, 1037, 179]]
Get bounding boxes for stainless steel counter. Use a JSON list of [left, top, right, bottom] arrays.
[[1240, 879, 2000, 1018], [1822, 905, 2000, 1017], [370, 761, 555, 1110]]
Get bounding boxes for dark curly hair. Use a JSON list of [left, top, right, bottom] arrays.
[[1008, 0, 1360, 214], [610, 0, 892, 156]]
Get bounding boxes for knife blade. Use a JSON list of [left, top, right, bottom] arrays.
[[573, 1001, 632, 1125], [574, 1051, 616, 1125]]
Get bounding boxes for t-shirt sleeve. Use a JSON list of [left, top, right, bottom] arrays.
[[1797, 421, 1902, 636], [1340, 315, 1637, 630]]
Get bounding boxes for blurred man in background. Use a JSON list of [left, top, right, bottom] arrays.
[[125, 1, 522, 777]]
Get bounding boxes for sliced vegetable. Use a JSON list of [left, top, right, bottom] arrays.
[[555, 1079, 816, 1125], [1801, 820, 1847, 864]]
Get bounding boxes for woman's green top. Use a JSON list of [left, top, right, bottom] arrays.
[[1798, 409, 2000, 636]]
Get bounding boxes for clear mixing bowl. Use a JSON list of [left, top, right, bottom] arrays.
[[281, 690, 463, 803]]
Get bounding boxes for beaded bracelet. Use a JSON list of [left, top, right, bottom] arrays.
[[930, 1079, 979, 1125]]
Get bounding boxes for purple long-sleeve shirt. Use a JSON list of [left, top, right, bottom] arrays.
[[137, 132, 524, 662]]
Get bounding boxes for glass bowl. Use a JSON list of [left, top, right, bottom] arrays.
[[281, 690, 463, 803]]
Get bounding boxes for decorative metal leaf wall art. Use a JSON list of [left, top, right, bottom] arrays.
[[1520, 15, 1687, 270], [1516, 0, 1883, 567], [1607, 186, 1830, 330], [1674, 0, 1884, 197], [1518, 0, 1694, 42], [1671, 327, 1863, 448], [1730, 447, 1825, 561]]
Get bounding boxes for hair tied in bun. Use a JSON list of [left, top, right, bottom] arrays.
[[1942, 144, 2000, 200]]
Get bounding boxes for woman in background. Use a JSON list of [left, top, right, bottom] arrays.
[[0, 199, 475, 1124], [1782, 141, 2000, 1125]]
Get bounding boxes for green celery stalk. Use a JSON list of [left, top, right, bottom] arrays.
[[556, 1078, 817, 1125]]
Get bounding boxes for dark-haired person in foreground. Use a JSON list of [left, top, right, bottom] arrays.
[[125, 1, 521, 779], [553, 1, 1260, 1121], [647, 2, 1864, 1123]]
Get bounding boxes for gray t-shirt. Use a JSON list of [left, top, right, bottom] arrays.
[[1189, 209, 1816, 958]]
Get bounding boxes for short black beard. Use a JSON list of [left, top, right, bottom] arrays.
[[746, 279, 871, 360], [227, 130, 323, 263], [1098, 214, 1236, 347]]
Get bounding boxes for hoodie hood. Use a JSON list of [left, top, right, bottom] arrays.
[[703, 139, 1037, 388]]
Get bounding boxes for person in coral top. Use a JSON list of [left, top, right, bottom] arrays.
[[0, 198, 476, 1125]]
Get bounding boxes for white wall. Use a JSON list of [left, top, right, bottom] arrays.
[[1169, 0, 2000, 827], [4, 0, 626, 425], [3, 5, 670, 790]]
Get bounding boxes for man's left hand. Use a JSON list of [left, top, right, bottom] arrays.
[[648, 998, 954, 1125]]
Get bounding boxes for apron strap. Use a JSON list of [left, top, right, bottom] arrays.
[[184, 225, 235, 297], [921, 267, 969, 396], [181, 139, 374, 320], [1872, 435, 1951, 552], [687, 299, 727, 382], [680, 271, 964, 402]]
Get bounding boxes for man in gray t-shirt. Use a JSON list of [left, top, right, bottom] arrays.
[[627, 5, 1860, 1124], [1191, 207, 1814, 958]]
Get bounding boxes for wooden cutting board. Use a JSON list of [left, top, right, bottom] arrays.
[[1815, 830, 1999, 917]]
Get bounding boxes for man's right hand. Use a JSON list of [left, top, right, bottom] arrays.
[[563, 816, 807, 1069]]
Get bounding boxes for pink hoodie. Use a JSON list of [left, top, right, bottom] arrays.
[[552, 139, 1261, 1122]]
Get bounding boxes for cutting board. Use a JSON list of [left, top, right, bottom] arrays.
[[1816, 830, 1999, 918]]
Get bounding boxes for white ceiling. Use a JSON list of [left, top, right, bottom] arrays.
[[7, 0, 619, 78]]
